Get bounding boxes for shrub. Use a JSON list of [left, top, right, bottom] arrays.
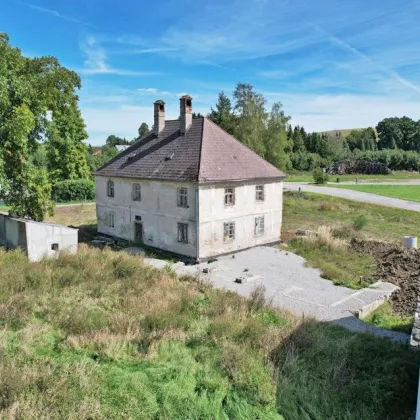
[[51, 179, 95, 202], [353, 215, 368, 231], [312, 168, 329, 184]]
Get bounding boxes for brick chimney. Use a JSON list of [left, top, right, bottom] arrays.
[[153, 100, 165, 136], [180, 95, 192, 135]]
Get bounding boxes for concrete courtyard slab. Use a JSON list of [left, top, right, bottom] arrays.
[[142, 246, 408, 343]]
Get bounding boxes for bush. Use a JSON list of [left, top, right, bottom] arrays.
[[52, 179, 95, 202], [312, 168, 329, 184], [353, 215, 368, 231]]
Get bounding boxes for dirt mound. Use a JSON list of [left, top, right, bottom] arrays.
[[328, 159, 391, 175], [351, 239, 420, 317]]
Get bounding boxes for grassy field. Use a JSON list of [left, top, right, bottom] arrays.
[[362, 302, 414, 334], [329, 184, 420, 202], [0, 246, 418, 419], [285, 170, 420, 183]]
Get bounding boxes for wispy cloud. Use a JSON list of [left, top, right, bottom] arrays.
[[316, 25, 420, 95], [19, 1, 94, 26], [78, 35, 159, 76]]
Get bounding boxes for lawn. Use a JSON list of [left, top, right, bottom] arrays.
[[329, 184, 420, 202], [283, 191, 420, 242], [362, 302, 414, 334], [0, 246, 418, 419], [285, 170, 420, 183]]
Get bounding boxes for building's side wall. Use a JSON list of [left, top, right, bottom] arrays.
[[25, 223, 78, 262], [95, 177, 198, 258], [198, 181, 283, 259]]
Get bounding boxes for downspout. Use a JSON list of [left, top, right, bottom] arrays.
[[195, 186, 200, 263]]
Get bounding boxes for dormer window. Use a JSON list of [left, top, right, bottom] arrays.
[[107, 180, 114, 197]]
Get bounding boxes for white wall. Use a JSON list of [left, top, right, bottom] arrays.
[[198, 181, 283, 259], [26, 222, 78, 262], [95, 176, 198, 258], [0, 214, 78, 262]]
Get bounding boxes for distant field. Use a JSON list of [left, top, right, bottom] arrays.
[[328, 185, 420, 202], [319, 128, 365, 138], [285, 170, 420, 183]]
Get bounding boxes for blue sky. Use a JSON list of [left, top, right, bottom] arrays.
[[2, 0, 420, 145]]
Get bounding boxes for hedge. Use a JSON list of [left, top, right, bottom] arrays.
[[52, 179, 95, 203]]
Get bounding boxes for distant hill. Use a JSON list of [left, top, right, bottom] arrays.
[[319, 128, 378, 140]]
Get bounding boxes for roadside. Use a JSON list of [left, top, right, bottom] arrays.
[[285, 182, 420, 212]]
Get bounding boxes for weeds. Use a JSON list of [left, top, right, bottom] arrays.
[[0, 246, 418, 418]]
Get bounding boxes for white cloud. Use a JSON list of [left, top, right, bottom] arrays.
[[20, 2, 93, 26], [78, 35, 159, 76]]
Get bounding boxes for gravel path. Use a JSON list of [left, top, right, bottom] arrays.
[[141, 246, 409, 343], [285, 182, 420, 212]]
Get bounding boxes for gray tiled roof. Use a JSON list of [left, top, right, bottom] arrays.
[[93, 117, 286, 182]]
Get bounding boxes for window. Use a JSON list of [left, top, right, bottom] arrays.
[[132, 183, 141, 201], [107, 180, 114, 197], [178, 223, 188, 243], [108, 212, 115, 228], [255, 216, 265, 236], [224, 222, 235, 242], [256, 185, 264, 201], [178, 187, 188, 207], [224, 188, 235, 206]]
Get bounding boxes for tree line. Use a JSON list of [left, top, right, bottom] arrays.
[[207, 85, 420, 172]]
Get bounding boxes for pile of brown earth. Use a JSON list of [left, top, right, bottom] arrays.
[[351, 238, 420, 317], [328, 159, 391, 175]]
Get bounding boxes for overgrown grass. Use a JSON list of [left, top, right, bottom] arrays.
[[329, 184, 420, 202], [283, 191, 420, 242], [362, 302, 414, 334], [288, 226, 376, 288], [285, 170, 420, 183], [0, 247, 418, 418]]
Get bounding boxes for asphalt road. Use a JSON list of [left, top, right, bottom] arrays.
[[285, 182, 420, 212]]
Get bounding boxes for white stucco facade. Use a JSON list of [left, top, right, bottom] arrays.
[[96, 176, 198, 258], [95, 176, 283, 260], [198, 181, 283, 259]]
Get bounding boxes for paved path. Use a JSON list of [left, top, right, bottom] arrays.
[[285, 182, 420, 212], [140, 246, 409, 343]]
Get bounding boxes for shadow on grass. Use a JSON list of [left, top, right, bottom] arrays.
[[274, 319, 419, 420]]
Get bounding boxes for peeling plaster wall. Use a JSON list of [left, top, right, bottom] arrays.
[[198, 181, 283, 259], [95, 177, 198, 258]]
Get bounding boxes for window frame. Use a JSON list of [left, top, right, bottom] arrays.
[[223, 221, 235, 242], [177, 222, 189, 243], [254, 216, 265, 236], [177, 187, 188, 208], [108, 212, 115, 229], [255, 185, 265, 202], [224, 188, 235, 206], [132, 183, 141, 201], [107, 180, 114, 198]]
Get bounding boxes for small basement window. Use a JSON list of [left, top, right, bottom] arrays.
[[223, 222, 235, 242], [254, 216, 265, 236], [178, 187, 188, 207], [224, 188, 235, 206], [107, 180, 114, 197], [108, 212, 115, 228], [51, 243, 59, 251], [256, 185, 265, 201], [178, 223, 188, 243], [132, 183, 141, 201]]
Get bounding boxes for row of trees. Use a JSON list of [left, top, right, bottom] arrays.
[[207, 85, 420, 172]]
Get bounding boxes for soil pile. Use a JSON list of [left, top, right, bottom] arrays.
[[351, 238, 420, 317], [328, 159, 391, 175]]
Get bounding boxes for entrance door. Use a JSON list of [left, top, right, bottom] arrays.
[[134, 222, 143, 243]]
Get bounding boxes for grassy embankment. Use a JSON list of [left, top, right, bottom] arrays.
[[0, 245, 418, 419], [285, 170, 420, 183], [283, 191, 420, 331], [328, 184, 420, 202]]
